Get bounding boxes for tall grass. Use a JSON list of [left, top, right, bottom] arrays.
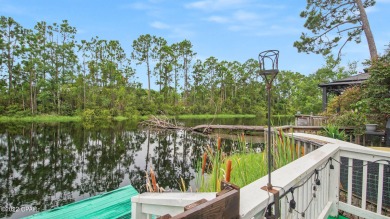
[[0, 115, 81, 122], [195, 130, 299, 192], [196, 144, 224, 192], [273, 129, 299, 168], [223, 153, 267, 188]]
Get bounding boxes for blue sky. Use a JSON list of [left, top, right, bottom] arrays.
[[1, 0, 390, 86]]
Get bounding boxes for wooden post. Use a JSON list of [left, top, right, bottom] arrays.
[[322, 87, 327, 111], [328, 152, 340, 216]]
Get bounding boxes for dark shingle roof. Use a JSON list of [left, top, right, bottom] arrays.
[[319, 73, 370, 87]]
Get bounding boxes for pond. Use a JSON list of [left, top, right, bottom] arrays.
[[0, 116, 293, 218]]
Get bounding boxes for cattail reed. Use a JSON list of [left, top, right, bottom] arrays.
[[217, 137, 222, 151], [226, 160, 232, 182], [278, 129, 284, 145], [150, 169, 157, 192], [201, 152, 207, 175]]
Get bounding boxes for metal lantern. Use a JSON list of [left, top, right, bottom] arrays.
[[258, 50, 279, 190]]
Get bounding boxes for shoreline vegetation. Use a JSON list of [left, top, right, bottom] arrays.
[[0, 114, 293, 123]]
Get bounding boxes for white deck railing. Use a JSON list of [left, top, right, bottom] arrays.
[[132, 133, 390, 219]]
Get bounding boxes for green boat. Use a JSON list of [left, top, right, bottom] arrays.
[[25, 185, 139, 219]]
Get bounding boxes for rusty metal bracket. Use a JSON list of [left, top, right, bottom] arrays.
[[261, 186, 280, 219]]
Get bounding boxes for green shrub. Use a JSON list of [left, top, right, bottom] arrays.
[[81, 109, 95, 122], [328, 110, 366, 135], [363, 52, 390, 125], [323, 124, 347, 140], [326, 86, 362, 114]]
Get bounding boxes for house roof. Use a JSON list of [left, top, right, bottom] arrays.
[[318, 73, 370, 87]]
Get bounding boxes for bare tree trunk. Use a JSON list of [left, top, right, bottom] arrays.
[[30, 72, 34, 115], [147, 56, 151, 101], [7, 49, 13, 104], [356, 0, 378, 60], [184, 58, 188, 105]]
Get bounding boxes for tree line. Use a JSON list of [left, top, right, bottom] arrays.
[[0, 16, 356, 118]]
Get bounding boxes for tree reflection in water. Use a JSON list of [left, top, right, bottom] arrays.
[[0, 121, 209, 218]]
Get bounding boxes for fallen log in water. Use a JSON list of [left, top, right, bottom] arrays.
[[139, 116, 184, 129], [139, 117, 266, 134], [190, 124, 265, 134]]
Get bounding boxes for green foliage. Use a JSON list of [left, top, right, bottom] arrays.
[[328, 110, 366, 135], [196, 131, 298, 191], [326, 86, 362, 114], [222, 153, 266, 188], [81, 109, 112, 122], [294, 0, 375, 59], [273, 130, 298, 169], [81, 109, 96, 122], [364, 52, 390, 121], [323, 124, 347, 141], [0, 15, 334, 118]]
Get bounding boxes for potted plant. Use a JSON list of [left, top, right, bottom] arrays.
[[365, 123, 378, 132]]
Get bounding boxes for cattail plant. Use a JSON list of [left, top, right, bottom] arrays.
[[201, 152, 207, 175], [225, 160, 232, 182], [195, 129, 300, 191]]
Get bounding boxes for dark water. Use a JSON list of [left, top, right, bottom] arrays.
[[0, 117, 293, 218]]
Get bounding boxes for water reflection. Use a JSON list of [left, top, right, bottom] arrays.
[[0, 117, 293, 218], [0, 122, 215, 218]]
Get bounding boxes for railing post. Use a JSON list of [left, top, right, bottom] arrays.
[[132, 202, 147, 219], [328, 151, 340, 217]]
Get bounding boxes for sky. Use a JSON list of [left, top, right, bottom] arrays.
[[1, 0, 390, 87]]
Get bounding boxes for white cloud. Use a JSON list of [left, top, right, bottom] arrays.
[[121, 2, 151, 10], [149, 20, 194, 39], [185, 1, 286, 12], [185, 0, 249, 11], [150, 21, 170, 29], [253, 3, 286, 10], [233, 10, 259, 21], [170, 27, 195, 39], [255, 25, 301, 37], [228, 25, 251, 31], [207, 16, 229, 23]]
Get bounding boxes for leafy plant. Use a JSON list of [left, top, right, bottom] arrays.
[[323, 124, 347, 141], [363, 50, 390, 124], [328, 110, 366, 135], [326, 86, 362, 114]]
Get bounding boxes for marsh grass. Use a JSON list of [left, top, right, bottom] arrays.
[[273, 129, 299, 168], [196, 130, 299, 192], [0, 115, 81, 122]]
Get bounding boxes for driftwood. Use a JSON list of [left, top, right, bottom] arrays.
[[139, 116, 184, 129], [191, 125, 265, 134], [139, 117, 266, 134]]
